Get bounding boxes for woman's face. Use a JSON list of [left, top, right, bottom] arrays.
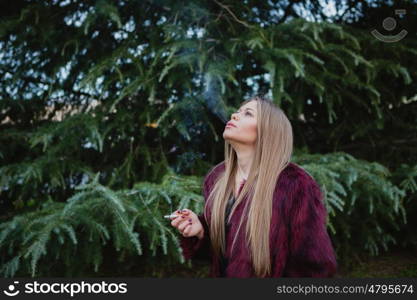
[[223, 100, 258, 145]]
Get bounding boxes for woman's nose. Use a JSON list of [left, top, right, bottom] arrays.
[[231, 113, 239, 121]]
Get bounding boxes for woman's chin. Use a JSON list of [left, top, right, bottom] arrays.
[[223, 134, 239, 144], [223, 132, 232, 140]]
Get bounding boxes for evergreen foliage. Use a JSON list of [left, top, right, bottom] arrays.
[[0, 169, 204, 277], [293, 152, 408, 262]]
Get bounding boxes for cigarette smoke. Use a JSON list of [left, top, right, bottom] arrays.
[[203, 73, 228, 123]]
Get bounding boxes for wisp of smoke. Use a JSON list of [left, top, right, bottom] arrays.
[[203, 73, 228, 123]]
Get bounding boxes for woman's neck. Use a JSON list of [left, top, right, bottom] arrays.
[[234, 145, 255, 180]]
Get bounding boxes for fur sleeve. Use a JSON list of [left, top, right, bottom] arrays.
[[283, 171, 338, 277]]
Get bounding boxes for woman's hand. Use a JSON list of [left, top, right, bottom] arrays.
[[170, 209, 204, 239]]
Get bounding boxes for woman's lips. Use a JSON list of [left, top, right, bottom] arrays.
[[226, 122, 236, 128]]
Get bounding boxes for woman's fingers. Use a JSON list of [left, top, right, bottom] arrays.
[[171, 214, 190, 227], [178, 218, 192, 232], [182, 223, 192, 237], [168, 208, 200, 237], [170, 209, 193, 227], [170, 216, 180, 227], [181, 209, 191, 215]]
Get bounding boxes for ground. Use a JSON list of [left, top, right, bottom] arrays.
[[337, 247, 417, 278]]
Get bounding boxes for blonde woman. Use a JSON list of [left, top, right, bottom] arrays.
[[170, 96, 337, 277]]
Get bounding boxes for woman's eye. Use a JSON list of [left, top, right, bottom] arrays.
[[232, 110, 251, 117]]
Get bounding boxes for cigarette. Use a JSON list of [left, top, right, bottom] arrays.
[[164, 214, 179, 219]]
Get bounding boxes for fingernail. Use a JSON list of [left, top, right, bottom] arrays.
[[188, 218, 192, 222], [181, 216, 185, 218]]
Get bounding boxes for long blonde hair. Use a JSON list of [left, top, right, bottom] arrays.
[[203, 96, 293, 277]]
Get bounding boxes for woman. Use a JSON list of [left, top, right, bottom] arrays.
[[170, 96, 337, 277]]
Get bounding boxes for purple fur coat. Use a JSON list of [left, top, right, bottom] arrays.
[[179, 161, 338, 277]]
